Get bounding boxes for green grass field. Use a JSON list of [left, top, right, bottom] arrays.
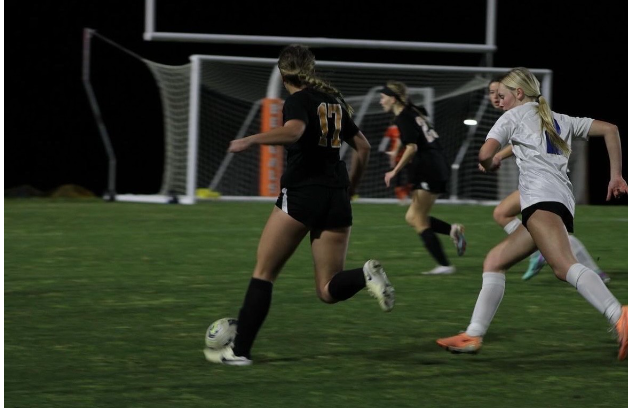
[[5, 199, 628, 408]]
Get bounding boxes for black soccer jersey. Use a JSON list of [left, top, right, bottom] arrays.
[[280, 88, 359, 188], [395, 106, 449, 183]]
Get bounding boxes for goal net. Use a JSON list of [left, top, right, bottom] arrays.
[[115, 55, 553, 204]]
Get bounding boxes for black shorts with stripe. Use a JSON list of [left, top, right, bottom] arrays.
[[521, 201, 574, 233], [275, 185, 352, 230], [410, 179, 448, 194]]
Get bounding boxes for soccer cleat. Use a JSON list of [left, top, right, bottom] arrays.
[[363, 259, 395, 312], [596, 270, 611, 285], [203, 346, 253, 366], [449, 224, 467, 256], [436, 332, 483, 354], [421, 265, 456, 275], [522, 251, 546, 280], [614, 305, 628, 361]]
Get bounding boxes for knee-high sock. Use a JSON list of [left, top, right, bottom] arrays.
[[328, 267, 365, 301], [466, 272, 506, 337], [429, 216, 452, 235], [420, 229, 449, 266], [233, 278, 273, 358], [503, 218, 521, 235], [566, 263, 621, 324], [568, 235, 600, 272]]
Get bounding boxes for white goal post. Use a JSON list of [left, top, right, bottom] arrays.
[[112, 54, 553, 205]]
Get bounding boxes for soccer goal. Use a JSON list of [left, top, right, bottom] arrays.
[[111, 54, 552, 204]]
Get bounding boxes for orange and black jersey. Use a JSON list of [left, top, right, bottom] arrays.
[[281, 88, 359, 188], [396, 106, 449, 182]]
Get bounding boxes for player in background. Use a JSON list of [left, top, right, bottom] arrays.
[[437, 67, 628, 360], [487, 75, 502, 110], [485, 77, 610, 283], [204, 44, 395, 366], [378, 124, 411, 202], [380, 81, 466, 275]]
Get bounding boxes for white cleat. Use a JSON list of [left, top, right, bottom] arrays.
[[203, 346, 252, 366], [421, 265, 456, 275], [363, 259, 395, 312]]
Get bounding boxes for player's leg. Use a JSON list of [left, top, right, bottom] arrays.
[[493, 190, 522, 232], [406, 189, 454, 274], [568, 235, 610, 284], [312, 188, 394, 311], [437, 225, 537, 353], [490, 191, 548, 280], [232, 206, 309, 360], [525, 225, 609, 283], [312, 226, 353, 303], [527, 209, 626, 360], [310, 228, 394, 313], [205, 205, 309, 365]]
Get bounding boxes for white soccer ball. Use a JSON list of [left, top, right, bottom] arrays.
[[205, 317, 238, 350]]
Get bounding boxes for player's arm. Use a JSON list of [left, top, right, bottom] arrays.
[[587, 120, 628, 200], [391, 144, 416, 174], [478, 138, 502, 172], [228, 119, 305, 153], [384, 143, 416, 187], [478, 144, 512, 173], [345, 130, 371, 197], [387, 140, 401, 168], [494, 145, 513, 161]]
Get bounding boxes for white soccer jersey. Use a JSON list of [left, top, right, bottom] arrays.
[[486, 102, 593, 215]]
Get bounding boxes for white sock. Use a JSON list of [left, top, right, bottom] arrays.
[[568, 235, 600, 272], [466, 272, 506, 337], [566, 263, 621, 324], [503, 218, 522, 235]]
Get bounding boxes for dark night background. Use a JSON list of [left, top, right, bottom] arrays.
[[6, 1, 628, 205]]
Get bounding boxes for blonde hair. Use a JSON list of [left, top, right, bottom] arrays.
[[501, 67, 570, 156], [278, 44, 354, 115]]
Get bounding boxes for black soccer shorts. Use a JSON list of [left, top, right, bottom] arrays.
[[275, 185, 352, 230], [521, 201, 574, 233]]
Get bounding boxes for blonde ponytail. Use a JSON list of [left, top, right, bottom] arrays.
[[538, 96, 570, 156], [502, 67, 570, 156]]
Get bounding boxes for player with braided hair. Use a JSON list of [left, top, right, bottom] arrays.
[[204, 44, 394, 365]]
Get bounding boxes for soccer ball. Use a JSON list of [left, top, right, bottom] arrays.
[[205, 317, 238, 350]]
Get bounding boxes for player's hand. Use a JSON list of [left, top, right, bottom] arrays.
[[478, 163, 486, 173], [384, 170, 396, 187], [486, 155, 502, 172], [606, 176, 628, 201], [228, 137, 252, 153]]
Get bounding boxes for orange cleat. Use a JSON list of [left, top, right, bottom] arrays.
[[436, 332, 482, 354], [615, 305, 628, 361]]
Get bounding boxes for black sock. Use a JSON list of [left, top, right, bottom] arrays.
[[232, 278, 273, 359], [420, 229, 450, 266], [429, 216, 452, 235], [327, 268, 365, 301]]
